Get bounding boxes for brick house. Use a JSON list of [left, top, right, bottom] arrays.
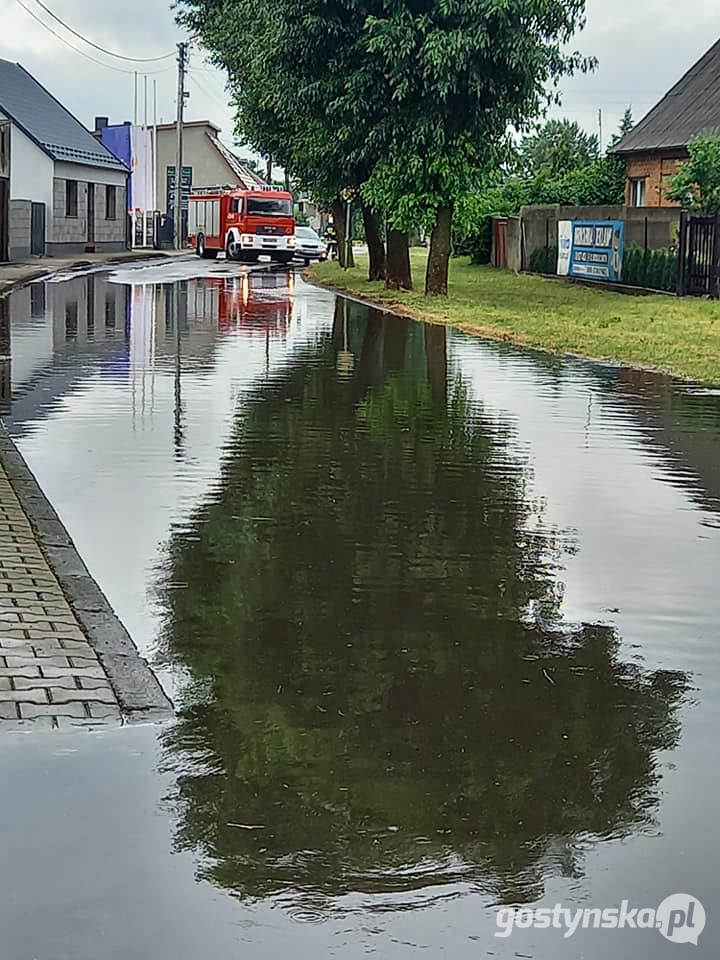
[[0, 59, 128, 261], [613, 38, 720, 208]]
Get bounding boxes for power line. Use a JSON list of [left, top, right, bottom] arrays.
[[24, 0, 174, 62], [13, 0, 174, 75], [193, 68, 228, 101], [188, 70, 229, 111], [189, 70, 226, 102]]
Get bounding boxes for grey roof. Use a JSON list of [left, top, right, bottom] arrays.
[[614, 39, 720, 154], [0, 59, 127, 171], [211, 135, 266, 188]]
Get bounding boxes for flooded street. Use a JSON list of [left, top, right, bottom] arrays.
[[1, 258, 719, 957]]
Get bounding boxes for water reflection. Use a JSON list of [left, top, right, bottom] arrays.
[[155, 303, 688, 909]]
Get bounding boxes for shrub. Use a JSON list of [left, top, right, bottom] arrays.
[[456, 154, 626, 269], [621, 245, 677, 292]]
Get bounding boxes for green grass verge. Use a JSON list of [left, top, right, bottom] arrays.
[[308, 252, 720, 384]]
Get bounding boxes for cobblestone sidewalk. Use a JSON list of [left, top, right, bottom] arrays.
[[0, 464, 121, 733]]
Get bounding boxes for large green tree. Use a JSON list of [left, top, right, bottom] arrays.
[[357, 1, 593, 294], [179, 0, 592, 295], [178, 0, 389, 278], [519, 118, 599, 179]]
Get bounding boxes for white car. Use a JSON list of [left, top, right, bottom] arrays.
[[294, 226, 328, 264]]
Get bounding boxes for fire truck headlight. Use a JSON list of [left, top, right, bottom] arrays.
[[241, 235, 253, 246], [287, 237, 296, 248]]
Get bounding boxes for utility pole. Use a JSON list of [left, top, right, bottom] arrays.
[[152, 79, 158, 213], [598, 108, 603, 154], [173, 42, 188, 250], [344, 195, 352, 270]]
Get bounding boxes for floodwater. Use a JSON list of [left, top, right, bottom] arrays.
[[0, 259, 718, 958]]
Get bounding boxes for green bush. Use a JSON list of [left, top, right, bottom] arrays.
[[621, 245, 677, 293], [455, 217, 492, 264], [456, 154, 626, 270]]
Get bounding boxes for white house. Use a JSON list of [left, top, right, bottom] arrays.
[[0, 59, 128, 262]]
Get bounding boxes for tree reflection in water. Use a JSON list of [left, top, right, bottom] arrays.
[[156, 300, 687, 908]]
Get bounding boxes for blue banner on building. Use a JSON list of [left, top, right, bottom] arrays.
[[557, 220, 625, 282]]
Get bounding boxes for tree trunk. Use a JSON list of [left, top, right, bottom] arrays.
[[362, 205, 386, 281], [424, 323, 447, 406], [425, 205, 453, 296], [331, 198, 355, 269], [385, 228, 412, 290]]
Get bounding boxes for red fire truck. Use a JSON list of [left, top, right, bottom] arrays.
[[187, 184, 296, 264]]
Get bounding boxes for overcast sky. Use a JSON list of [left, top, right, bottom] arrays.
[[0, 0, 718, 155]]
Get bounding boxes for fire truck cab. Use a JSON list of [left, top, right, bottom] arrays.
[[188, 184, 296, 263]]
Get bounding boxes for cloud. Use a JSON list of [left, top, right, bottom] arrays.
[[554, 0, 719, 137], [0, 0, 235, 136]]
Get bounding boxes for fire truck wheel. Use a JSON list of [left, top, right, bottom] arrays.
[[197, 235, 217, 260], [225, 236, 240, 262]]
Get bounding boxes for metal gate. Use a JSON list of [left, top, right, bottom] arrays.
[[30, 202, 45, 256], [678, 211, 720, 298]]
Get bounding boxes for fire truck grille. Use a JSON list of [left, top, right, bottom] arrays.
[[256, 225, 284, 236]]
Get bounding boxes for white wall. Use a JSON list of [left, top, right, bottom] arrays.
[[0, 110, 54, 236], [53, 160, 127, 187], [155, 125, 236, 210]]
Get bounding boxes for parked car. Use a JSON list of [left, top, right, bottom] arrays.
[[294, 226, 327, 264]]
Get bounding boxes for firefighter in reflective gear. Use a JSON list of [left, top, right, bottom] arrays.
[[325, 222, 338, 260]]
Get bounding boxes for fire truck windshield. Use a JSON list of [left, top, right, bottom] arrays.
[[246, 197, 293, 217]]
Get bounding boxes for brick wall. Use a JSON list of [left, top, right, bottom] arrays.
[[94, 182, 127, 246], [50, 178, 127, 252], [624, 153, 687, 207], [8, 199, 31, 260]]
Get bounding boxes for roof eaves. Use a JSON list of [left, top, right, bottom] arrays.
[[612, 141, 689, 156]]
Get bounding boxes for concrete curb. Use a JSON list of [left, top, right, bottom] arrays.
[[0, 425, 174, 722]]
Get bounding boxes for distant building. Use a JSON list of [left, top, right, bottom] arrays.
[[154, 121, 264, 210], [613, 39, 720, 208], [0, 59, 128, 261]]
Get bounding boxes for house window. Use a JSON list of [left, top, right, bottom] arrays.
[[65, 180, 78, 218], [105, 185, 116, 220], [629, 177, 646, 207]]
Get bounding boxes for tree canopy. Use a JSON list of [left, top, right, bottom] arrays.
[[667, 134, 720, 214], [519, 119, 599, 179], [455, 111, 632, 264], [177, 0, 593, 293]]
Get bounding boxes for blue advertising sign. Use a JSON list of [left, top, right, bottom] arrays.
[[558, 220, 625, 282]]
